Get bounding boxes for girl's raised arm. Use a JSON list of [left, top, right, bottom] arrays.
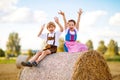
[[76, 8, 83, 31]]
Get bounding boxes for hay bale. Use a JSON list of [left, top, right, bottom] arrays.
[[72, 50, 112, 80], [16, 55, 29, 69], [19, 51, 112, 80]]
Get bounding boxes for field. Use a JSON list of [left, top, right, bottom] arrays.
[[0, 62, 120, 80], [0, 64, 21, 80]]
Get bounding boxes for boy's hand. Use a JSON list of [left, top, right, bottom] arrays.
[[78, 8, 83, 16], [38, 24, 45, 37], [54, 17, 59, 24], [41, 24, 45, 30], [58, 10, 65, 16]]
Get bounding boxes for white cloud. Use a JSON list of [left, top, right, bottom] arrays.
[[95, 27, 120, 38], [34, 11, 48, 23], [0, 7, 47, 23], [81, 10, 107, 28], [0, 0, 47, 23], [0, 7, 48, 23], [0, 0, 18, 12], [1, 7, 34, 23], [109, 13, 120, 26]]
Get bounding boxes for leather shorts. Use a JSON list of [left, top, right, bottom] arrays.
[[43, 44, 57, 53]]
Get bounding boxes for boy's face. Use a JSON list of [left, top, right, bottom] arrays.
[[47, 25, 55, 33], [67, 21, 75, 29]]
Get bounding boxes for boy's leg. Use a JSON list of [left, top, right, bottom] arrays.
[[29, 51, 42, 62], [21, 51, 42, 67], [35, 50, 51, 64]]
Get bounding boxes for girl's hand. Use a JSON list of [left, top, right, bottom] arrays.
[[54, 17, 59, 24], [78, 8, 83, 16], [58, 10, 65, 16]]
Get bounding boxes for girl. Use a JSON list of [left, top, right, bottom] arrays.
[[58, 9, 88, 53], [21, 17, 63, 67]]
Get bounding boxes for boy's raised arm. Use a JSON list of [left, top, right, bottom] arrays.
[[58, 10, 67, 29], [54, 17, 63, 32], [76, 8, 83, 31], [37, 24, 45, 37]]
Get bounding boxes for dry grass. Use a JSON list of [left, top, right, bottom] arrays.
[[72, 51, 112, 80], [0, 64, 22, 80]]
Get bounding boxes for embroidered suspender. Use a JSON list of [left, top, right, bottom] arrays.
[[46, 33, 56, 45]]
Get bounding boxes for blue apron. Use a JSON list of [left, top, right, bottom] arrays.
[[64, 29, 77, 52]]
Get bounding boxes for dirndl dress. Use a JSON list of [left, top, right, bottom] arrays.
[[64, 29, 88, 53]]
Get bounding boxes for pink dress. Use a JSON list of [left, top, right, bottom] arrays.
[[64, 29, 88, 53]]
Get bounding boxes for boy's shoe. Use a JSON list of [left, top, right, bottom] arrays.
[[32, 61, 38, 67], [21, 62, 33, 67]]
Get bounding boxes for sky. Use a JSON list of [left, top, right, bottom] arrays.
[[0, 0, 120, 50]]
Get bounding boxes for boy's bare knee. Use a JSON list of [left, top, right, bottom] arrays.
[[44, 50, 51, 55], [36, 51, 41, 55]]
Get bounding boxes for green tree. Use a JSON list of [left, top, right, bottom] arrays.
[[96, 40, 107, 54], [0, 48, 5, 57], [27, 49, 34, 57], [115, 42, 119, 55], [86, 40, 94, 51], [104, 39, 116, 56], [6, 32, 21, 56], [57, 38, 64, 52], [26, 49, 34, 61]]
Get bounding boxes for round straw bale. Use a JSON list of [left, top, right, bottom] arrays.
[[72, 50, 112, 80], [16, 55, 29, 69], [19, 51, 112, 80]]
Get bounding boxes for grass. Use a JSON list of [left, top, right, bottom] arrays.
[[0, 55, 120, 64], [0, 57, 16, 64], [104, 55, 120, 62]]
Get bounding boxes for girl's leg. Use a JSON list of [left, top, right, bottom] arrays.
[[29, 51, 42, 62], [35, 50, 51, 64], [64, 43, 68, 52]]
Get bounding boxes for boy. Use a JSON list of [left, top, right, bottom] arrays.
[[21, 17, 63, 67]]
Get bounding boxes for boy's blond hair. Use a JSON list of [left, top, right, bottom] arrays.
[[47, 22, 56, 29]]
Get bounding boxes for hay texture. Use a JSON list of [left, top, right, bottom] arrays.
[[72, 50, 112, 80], [19, 50, 112, 80]]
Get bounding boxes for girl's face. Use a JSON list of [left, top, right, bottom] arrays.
[[47, 25, 55, 33], [67, 22, 75, 30]]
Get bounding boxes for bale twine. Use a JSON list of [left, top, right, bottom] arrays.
[[16, 55, 30, 69], [72, 50, 112, 80], [19, 50, 112, 80]]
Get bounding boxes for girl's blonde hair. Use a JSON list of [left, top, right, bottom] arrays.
[[47, 22, 56, 29]]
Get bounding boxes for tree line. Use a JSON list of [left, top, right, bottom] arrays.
[[0, 32, 119, 57], [57, 38, 119, 56]]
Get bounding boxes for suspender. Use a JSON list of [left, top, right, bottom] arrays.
[[46, 33, 56, 45]]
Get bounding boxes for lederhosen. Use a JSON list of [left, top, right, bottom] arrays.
[[43, 33, 57, 53]]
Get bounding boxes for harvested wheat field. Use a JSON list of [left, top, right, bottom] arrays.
[[0, 63, 120, 80], [0, 64, 21, 80], [0, 52, 120, 80]]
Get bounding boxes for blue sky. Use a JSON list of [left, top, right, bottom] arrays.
[[0, 0, 120, 50]]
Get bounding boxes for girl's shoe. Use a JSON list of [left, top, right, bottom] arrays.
[[21, 62, 33, 67], [32, 61, 38, 67]]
